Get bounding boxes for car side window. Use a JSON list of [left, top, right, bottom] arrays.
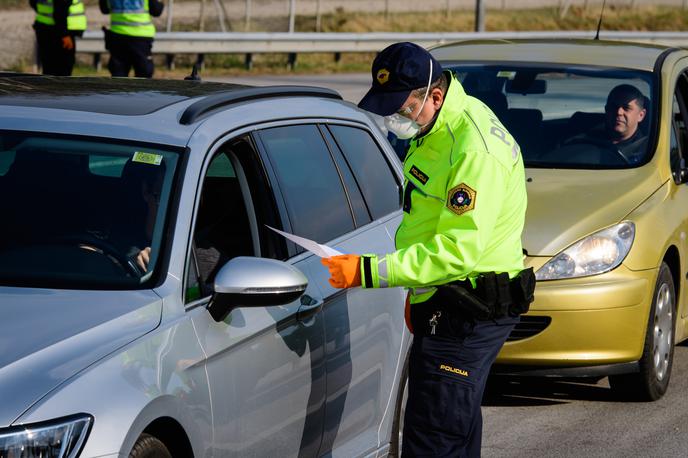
[[673, 73, 688, 183], [671, 96, 682, 181], [185, 150, 255, 302], [258, 124, 355, 245], [328, 125, 401, 219]]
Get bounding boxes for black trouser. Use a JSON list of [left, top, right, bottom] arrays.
[[34, 24, 75, 76], [106, 32, 154, 78], [402, 298, 517, 457]]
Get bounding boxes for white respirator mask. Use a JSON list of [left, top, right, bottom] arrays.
[[383, 60, 433, 140]]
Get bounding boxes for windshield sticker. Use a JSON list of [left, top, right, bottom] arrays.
[[132, 151, 163, 165]]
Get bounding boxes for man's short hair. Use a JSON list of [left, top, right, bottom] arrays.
[[607, 84, 647, 110], [412, 72, 449, 99]]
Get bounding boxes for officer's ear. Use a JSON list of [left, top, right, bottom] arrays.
[[429, 87, 444, 110]]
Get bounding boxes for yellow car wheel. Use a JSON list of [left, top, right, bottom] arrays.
[[609, 262, 676, 401]]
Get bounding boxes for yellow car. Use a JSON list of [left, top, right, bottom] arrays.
[[431, 39, 688, 400]]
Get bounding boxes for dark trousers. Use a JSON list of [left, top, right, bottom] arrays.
[[34, 25, 75, 76], [106, 32, 154, 78], [402, 300, 517, 457]]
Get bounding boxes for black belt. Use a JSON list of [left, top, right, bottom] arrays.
[[434, 268, 536, 322]]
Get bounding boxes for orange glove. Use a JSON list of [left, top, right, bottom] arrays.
[[62, 35, 74, 50], [321, 254, 361, 289]]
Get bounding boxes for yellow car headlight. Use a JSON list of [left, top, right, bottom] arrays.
[[535, 222, 635, 281]]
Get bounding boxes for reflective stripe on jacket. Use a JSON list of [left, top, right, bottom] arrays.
[[361, 72, 527, 304], [109, 0, 155, 37]]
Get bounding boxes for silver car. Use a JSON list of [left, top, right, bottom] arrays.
[[0, 75, 409, 457]]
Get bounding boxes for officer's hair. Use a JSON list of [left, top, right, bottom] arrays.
[[412, 72, 448, 99]]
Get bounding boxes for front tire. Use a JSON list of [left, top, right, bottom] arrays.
[[129, 433, 172, 458], [609, 262, 676, 401]]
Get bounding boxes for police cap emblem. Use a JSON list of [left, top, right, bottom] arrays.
[[376, 68, 390, 85], [447, 183, 476, 216]]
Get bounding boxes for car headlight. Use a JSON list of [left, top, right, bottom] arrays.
[[0, 414, 92, 458], [535, 222, 635, 281]]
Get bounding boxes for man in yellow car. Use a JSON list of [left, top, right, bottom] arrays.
[[565, 84, 649, 164], [321, 42, 534, 457]]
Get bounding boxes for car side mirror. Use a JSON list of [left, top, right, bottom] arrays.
[[207, 257, 308, 322]]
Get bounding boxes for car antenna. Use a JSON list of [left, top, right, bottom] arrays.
[[185, 63, 202, 81], [594, 0, 607, 40]]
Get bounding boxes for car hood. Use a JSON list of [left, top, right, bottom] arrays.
[[523, 166, 664, 256], [0, 287, 162, 427]]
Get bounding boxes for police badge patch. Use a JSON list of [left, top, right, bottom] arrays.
[[376, 68, 390, 85], [447, 183, 476, 216]]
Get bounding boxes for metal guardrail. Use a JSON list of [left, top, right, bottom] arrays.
[[77, 30, 688, 70]]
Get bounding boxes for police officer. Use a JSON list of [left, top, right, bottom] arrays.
[[99, 0, 164, 78], [321, 42, 533, 457], [30, 0, 87, 76]]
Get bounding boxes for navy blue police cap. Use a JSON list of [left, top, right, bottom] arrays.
[[358, 42, 443, 116]]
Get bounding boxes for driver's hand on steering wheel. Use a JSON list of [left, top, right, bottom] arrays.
[[136, 247, 151, 272]]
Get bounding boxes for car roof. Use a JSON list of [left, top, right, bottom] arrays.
[[0, 74, 347, 148], [0, 74, 251, 115], [430, 39, 678, 72]]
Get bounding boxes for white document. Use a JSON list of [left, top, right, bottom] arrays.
[[266, 225, 343, 258]]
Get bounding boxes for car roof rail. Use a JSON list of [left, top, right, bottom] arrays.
[[179, 85, 343, 125]]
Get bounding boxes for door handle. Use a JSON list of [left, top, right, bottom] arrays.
[[297, 294, 323, 323]]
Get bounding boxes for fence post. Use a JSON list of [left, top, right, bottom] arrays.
[[165, 0, 174, 32], [199, 0, 206, 31], [475, 0, 485, 32], [559, 0, 572, 19], [213, 0, 228, 32], [316, 0, 322, 32], [289, 0, 296, 33]]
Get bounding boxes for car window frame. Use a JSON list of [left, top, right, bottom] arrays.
[[183, 130, 285, 309], [181, 116, 401, 307]]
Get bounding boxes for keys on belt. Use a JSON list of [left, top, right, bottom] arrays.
[[429, 311, 442, 335]]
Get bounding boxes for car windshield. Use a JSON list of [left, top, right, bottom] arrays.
[[0, 133, 179, 289], [447, 64, 655, 169]]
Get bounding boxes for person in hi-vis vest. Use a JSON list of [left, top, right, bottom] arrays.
[[100, 0, 164, 78], [30, 0, 87, 76]]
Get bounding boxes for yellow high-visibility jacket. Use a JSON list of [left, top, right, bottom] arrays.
[[361, 72, 527, 304]]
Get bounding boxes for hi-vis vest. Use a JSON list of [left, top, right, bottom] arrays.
[[35, 0, 87, 31], [108, 0, 155, 38], [360, 71, 528, 304]]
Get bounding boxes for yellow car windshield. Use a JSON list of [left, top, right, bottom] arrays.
[[450, 65, 654, 169]]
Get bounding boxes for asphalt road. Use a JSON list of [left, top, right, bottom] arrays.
[[482, 344, 688, 457], [210, 72, 688, 457]]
